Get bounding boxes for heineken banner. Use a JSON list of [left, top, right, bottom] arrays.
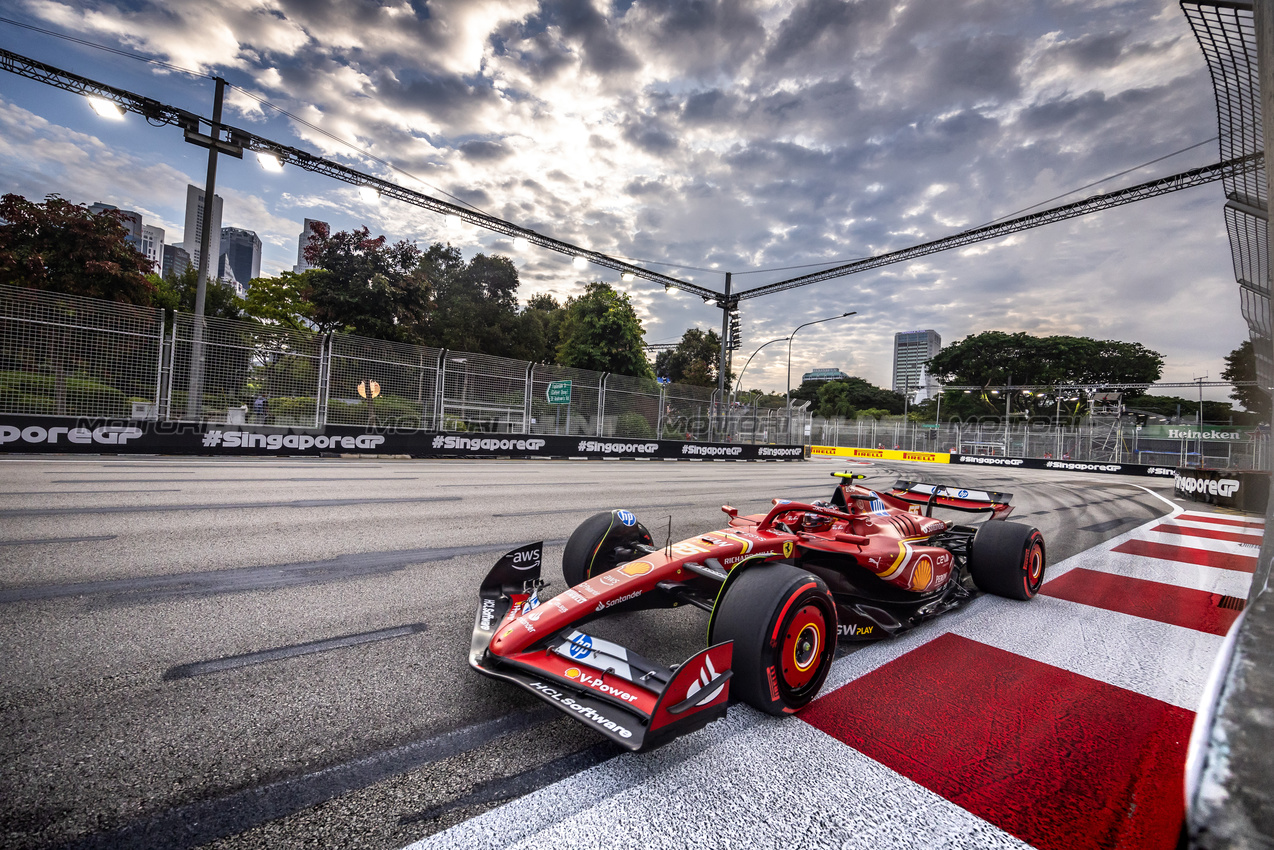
[[1136, 424, 1256, 442], [0, 416, 803, 461]]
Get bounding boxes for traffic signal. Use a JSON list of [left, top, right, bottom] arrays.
[[728, 307, 741, 350]]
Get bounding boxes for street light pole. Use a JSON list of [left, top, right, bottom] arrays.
[[785, 311, 857, 442], [187, 77, 229, 420]]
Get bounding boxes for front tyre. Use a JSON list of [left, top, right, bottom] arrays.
[[561, 510, 654, 587], [710, 564, 838, 716], [969, 521, 1046, 600]]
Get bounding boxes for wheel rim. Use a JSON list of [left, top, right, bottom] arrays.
[[1023, 541, 1044, 592], [781, 604, 826, 691]]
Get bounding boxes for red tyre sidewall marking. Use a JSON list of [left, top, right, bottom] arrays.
[[1022, 538, 1043, 597], [771, 581, 817, 644]]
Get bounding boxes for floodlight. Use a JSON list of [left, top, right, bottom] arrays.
[[359, 185, 381, 203], [513, 237, 529, 251], [256, 151, 283, 172], [573, 256, 589, 270], [88, 97, 124, 119]]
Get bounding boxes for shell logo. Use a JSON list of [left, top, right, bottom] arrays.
[[620, 561, 653, 577], [565, 667, 582, 679], [912, 555, 933, 591]]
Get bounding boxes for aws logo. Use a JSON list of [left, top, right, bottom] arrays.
[[838, 624, 874, 637]]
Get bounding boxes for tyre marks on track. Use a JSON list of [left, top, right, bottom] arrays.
[[163, 623, 429, 679], [0, 539, 567, 604], [59, 708, 556, 850]]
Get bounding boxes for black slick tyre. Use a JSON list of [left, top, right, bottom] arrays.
[[710, 563, 838, 716], [561, 510, 654, 587], [969, 521, 1046, 600]]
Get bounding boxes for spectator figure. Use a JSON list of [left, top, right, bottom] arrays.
[[253, 394, 267, 424]]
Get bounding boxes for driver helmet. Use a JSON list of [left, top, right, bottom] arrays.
[[801, 512, 834, 533]]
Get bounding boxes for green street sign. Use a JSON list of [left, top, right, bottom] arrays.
[[547, 380, 572, 404]]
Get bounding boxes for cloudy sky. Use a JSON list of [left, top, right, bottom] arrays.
[[0, 0, 1248, 399]]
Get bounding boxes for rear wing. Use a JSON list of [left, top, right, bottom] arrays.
[[887, 480, 1014, 519]]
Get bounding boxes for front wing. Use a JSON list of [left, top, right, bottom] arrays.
[[469, 543, 734, 751]]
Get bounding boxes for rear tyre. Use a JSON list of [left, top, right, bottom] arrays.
[[710, 564, 838, 716], [561, 510, 654, 587], [969, 521, 1046, 600]]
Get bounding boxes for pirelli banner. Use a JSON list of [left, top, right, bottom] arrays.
[[811, 445, 950, 464], [0, 416, 804, 461], [811, 444, 1179, 478]]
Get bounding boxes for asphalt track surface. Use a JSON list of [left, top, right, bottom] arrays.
[[0, 454, 1214, 849]]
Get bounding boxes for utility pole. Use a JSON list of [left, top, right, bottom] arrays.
[[716, 272, 732, 441], [183, 77, 241, 418]]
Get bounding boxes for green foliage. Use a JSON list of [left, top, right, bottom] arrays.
[[418, 244, 524, 355], [153, 266, 243, 319], [615, 411, 655, 438], [808, 377, 904, 418], [1130, 394, 1246, 424], [654, 328, 729, 388], [327, 394, 425, 427], [508, 293, 565, 363], [927, 331, 1164, 393], [0, 370, 131, 417], [304, 224, 427, 340], [1221, 340, 1270, 421], [556, 282, 653, 378], [243, 270, 320, 331], [0, 193, 155, 304]]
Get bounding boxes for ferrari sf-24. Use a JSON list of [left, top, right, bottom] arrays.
[[469, 472, 1046, 751]]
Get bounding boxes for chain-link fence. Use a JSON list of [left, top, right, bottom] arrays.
[[808, 415, 1268, 470], [0, 283, 164, 419], [7, 285, 1262, 464], [167, 312, 325, 425], [328, 334, 439, 430]]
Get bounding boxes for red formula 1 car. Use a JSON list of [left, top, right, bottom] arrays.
[[469, 472, 1046, 751]]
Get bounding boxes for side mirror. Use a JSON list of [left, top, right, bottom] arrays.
[[721, 505, 738, 519]]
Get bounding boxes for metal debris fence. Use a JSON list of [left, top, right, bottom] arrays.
[[1, 284, 1264, 466]]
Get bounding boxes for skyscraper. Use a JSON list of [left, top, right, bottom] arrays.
[[141, 225, 165, 272], [162, 244, 191, 279], [180, 184, 223, 274], [88, 202, 143, 252], [294, 218, 327, 272], [220, 227, 261, 287], [892, 330, 941, 396]]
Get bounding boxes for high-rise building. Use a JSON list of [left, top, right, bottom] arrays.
[[140, 225, 164, 272], [294, 218, 327, 272], [88, 202, 143, 252], [892, 330, 942, 396], [180, 184, 223, 274], [162, 244, 191, 280], [801, 367, 849, 383], [220, 227, 261, 287]]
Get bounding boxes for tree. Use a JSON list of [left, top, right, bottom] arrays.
[[810, 377, 904, 418], [654, 328, 729, 388], [556, 282, 653, 378], [151, 267, 243, 320], [926, 331, 1163, 419], [1221, 339, 1270, 421], [0, 193, 155, 304], [303, 224, 427, 340], [242, 270, 320, 331], [927, 331, 1163, 389], [417, 244, 523, 355], [508, 293, 565, 363]]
